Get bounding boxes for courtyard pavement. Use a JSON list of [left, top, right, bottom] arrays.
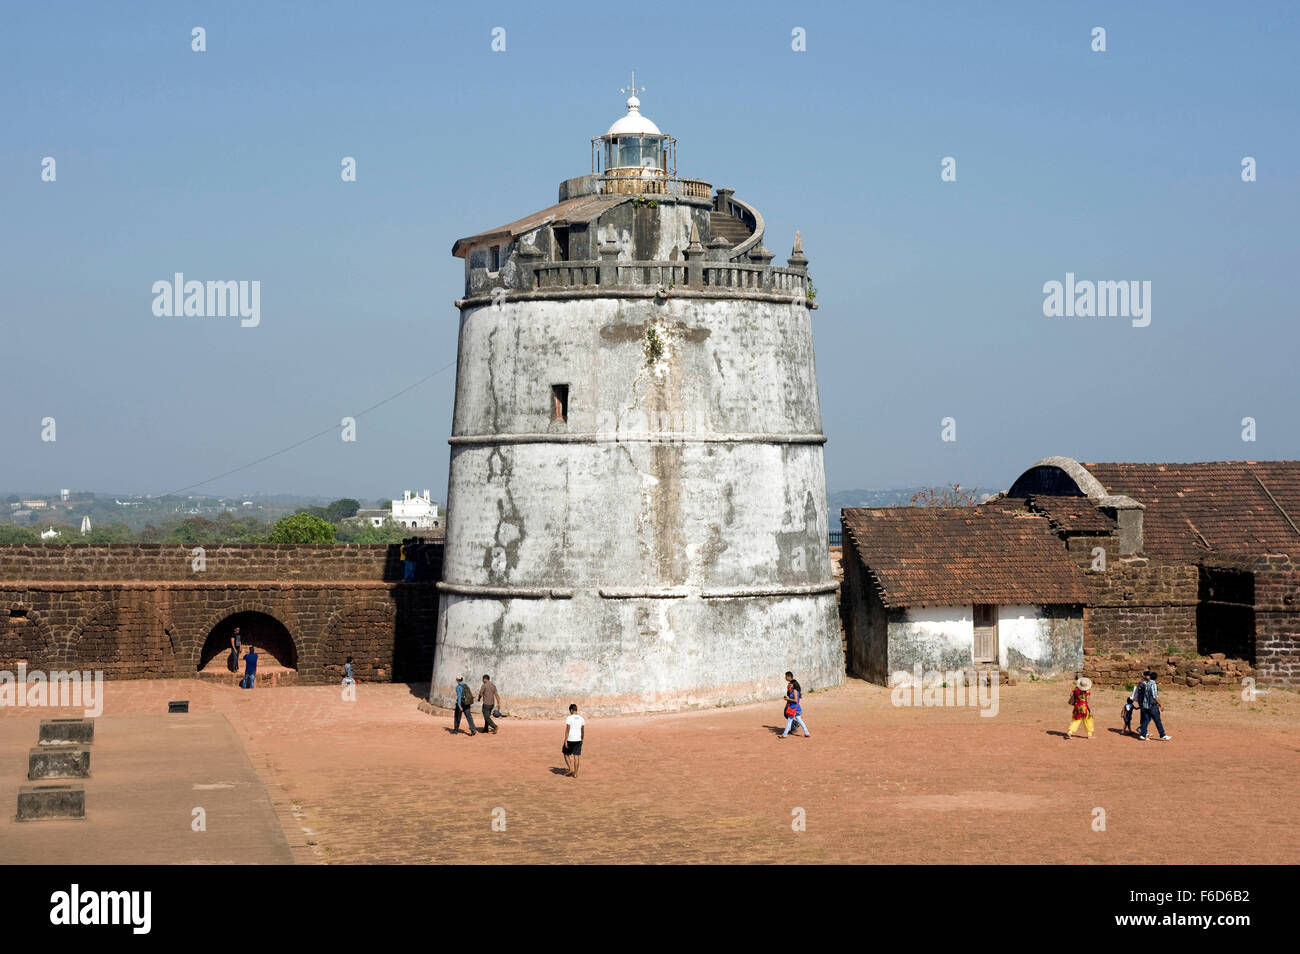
[[2, 676, 1297, 864]]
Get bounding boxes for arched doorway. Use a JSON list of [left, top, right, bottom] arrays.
[[198, 611, 297, 674]]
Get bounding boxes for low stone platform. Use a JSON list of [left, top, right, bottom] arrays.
[[38, 718, 94, 745], [1082, 651, 1254, 688], [17, 783, 85, 820], [29, 745, 90, 779], [1, 712, 294, 862], [196, 662, 299, 688]]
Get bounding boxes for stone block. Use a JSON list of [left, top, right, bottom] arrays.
[[38, 718, 94, 745], [16, 783, 85, 820], [28, 746, 90, 779]]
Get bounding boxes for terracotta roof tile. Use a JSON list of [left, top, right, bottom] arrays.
[[841, 506, 1089, 609], [1082, 461, 1300, 560], [1024, 495, 1116, 534], [452, 194, 628, 257]]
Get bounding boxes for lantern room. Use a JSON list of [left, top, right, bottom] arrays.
[[592, 83, 676, 190]]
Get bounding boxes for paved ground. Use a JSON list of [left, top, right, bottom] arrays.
[[0, 711, 293, 864], [2, 676, 1297, 864]]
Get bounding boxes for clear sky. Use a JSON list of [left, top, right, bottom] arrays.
[[2, 0, 1297, 500]]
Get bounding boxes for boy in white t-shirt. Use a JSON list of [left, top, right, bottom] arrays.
[[562, 703, 585, 778]]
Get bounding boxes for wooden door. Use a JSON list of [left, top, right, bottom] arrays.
[[973, 604, 998, 665]]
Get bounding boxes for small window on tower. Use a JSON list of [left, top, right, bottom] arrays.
[[551, 384, 569, 423], [489, 245, 501, 272]]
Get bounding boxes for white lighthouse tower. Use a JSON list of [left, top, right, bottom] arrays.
[[431, 85, 841, 715]]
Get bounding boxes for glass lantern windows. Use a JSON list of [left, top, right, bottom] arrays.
[[604, 135, 663, 171]]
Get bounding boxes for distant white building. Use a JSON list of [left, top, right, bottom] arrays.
[[40, 527, 60, 540], [81, 516, 92, 534], [60, 489, 70, 501], [390, 490, 442, 530], [21, 500, 47, 510]]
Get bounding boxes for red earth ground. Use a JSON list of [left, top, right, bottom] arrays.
[[2, 676, 1296, 864]]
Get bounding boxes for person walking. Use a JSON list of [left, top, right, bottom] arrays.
[[1138, 671, 1172, 741], [342, 655, 355, 686], [779, 672, 811, 739], [452, 676, 477, 735], [1122, 673, 1146, 735], [479, 674, 501, 734], [562, 703, 585, 777], [228, 625, 242, 673], [1066, 677, 1094, 738], [241, 644, 258, 690]]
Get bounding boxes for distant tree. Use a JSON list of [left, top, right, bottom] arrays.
[[0, 525, 39, 543], [5, 494, 18, 504], [268, 512, 336, 544], [83, 522, 135, 543], [909, 483, 983, 507], [335, 521, 415, 544], [302, 498, 361, 523], [166, 517, 219, 545]]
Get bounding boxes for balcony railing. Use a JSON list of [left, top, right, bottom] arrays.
[[530, 260, 809, 296], [598, 174, 712, 199]]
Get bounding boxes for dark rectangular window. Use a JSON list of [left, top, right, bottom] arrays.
[[489, 245, 501, 271], [551, 384, 569, 422], [553, 227, 569, 262]]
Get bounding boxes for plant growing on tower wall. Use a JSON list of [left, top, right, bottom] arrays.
[[644, 326, 665, 367]]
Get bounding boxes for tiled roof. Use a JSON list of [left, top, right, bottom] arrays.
[[1024, 495, 1116, 534], [1082, 461, 1300, 560], [452, 194, 628, 257], [841, 506, 1090, 609]]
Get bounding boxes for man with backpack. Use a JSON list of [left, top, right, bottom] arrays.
[[1122, 673, 1146, 735], [452, 676, 477, 736], [1137, 671, 1172, 741]]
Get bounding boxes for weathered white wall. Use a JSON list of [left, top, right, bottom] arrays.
[[886, 606, 972, 682], [997, 605, 1045, 669], [999, 604, 1083, 675]]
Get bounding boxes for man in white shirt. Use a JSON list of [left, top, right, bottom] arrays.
[[562, 703, 585, 778]]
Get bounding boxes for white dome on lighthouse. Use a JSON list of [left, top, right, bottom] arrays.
[[606, 94, 661, 136]]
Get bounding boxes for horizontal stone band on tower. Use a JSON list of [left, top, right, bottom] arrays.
[[456, 285, 817, 310], [447, 432, 828, 446], [436, 582, 840, 600]]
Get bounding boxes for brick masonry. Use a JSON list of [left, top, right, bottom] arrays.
[[1254, 555, 1300, 687], [1081, 559, 1199, 656], [0, 544, 441, 684]]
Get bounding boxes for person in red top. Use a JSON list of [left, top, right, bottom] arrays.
[[1066, 676, 1094, 739]]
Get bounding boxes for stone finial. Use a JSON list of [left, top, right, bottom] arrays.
[[787, 230, 808, 270], [748, 243, 774, 266], [686, 220, 703, 253]]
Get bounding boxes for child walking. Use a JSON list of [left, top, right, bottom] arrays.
[[1066, 678, 1093, 739]]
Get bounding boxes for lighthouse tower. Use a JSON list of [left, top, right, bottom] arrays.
[[432, 85, 842, 715]]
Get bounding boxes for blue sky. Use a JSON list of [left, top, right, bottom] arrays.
[[2, 0, 1297, 500]]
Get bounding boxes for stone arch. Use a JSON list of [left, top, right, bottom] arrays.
[[318, 600, 397, 680], [64, 600, 120, 662], [1007, 456, 1108, 499], [193, 603, 298, 673], [0, 600, 58, 667]]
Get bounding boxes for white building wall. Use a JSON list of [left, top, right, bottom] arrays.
[[997, 604, 1049, 669], [887, 606, 973, 684]]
